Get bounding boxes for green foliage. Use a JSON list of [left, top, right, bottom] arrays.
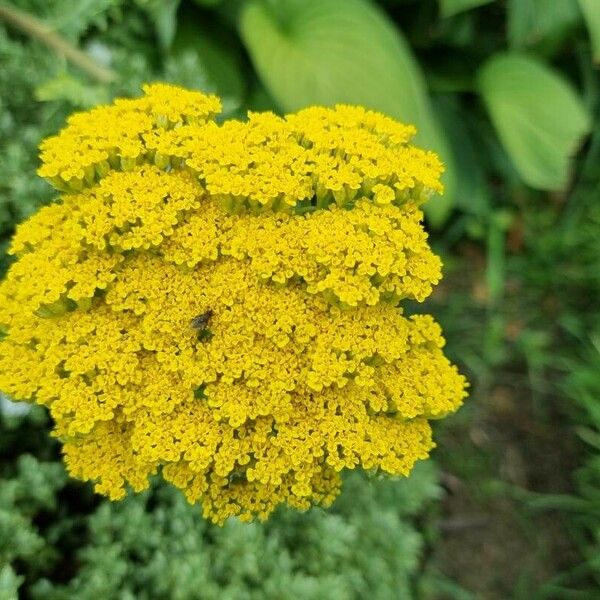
[[477, 53, 591, 190], [522, 130, 600, 595], [438, 119, 600, 597], [0, 455, 66, 566], [0, 19, 58, 236], [0, 441, 68, 599]]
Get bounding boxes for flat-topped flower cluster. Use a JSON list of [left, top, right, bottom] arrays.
[[0, 83, 467, 524]]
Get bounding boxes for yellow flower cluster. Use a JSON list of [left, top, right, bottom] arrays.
[[0, 84, 467, 524]]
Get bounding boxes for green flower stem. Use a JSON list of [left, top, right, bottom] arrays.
[[0, 3, 116, 83]]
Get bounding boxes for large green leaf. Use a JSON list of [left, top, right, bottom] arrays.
[[477, 53, 591, 190], [239, 0, 456, 226], [439, 0, 494, 18], [579, 0, 600, 63]]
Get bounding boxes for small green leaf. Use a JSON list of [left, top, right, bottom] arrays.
[[477, 53, 591, 189], [239, 0, 456, 226], [439, 0, 494, 18], [579, 0, 600, 63]]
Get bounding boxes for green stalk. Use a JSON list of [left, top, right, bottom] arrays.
[[0, 3, 116, 83]]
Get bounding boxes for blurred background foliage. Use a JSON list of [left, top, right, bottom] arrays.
[[0, 0, 599, 597]]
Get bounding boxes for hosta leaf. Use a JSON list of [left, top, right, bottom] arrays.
[[477, 53, 591, 189], [239, 0, 456, 226]]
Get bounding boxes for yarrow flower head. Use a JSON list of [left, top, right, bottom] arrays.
[[0, 83, 467, 524]]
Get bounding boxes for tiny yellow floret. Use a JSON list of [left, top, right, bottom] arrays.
[[0, 83, 467, 524]]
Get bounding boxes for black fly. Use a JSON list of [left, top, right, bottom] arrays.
[[191, 309, 213, 330], [191, 309, 214, 341]]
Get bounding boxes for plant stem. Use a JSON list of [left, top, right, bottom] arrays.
[[0, 3, 116, 83]]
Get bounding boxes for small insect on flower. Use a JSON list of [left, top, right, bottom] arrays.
[[191, 310, 214, 341]]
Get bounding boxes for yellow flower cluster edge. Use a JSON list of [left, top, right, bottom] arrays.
[[0, 83, 468, 524]]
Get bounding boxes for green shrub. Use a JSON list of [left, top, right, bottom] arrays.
[[0, 408, 441, 600]]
